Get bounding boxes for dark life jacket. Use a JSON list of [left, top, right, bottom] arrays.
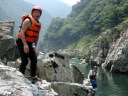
[[89, 71, 97, 80]]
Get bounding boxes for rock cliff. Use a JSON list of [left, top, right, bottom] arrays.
[[87, 22, 128, 73]]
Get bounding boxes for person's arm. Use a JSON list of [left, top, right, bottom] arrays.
[[96, 72, 98, 79], [20, 18, 31, 53], [88, 70, 92, 79]]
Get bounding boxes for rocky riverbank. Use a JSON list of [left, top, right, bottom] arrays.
[[0, 20, 94, 96], [0, 62, 57, 96], [8, 51, 94, 96]]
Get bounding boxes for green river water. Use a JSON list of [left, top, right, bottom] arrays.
[[70, 59, 128, 96]]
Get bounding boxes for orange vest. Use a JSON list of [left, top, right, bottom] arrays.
[[18, 15, 41, 43]]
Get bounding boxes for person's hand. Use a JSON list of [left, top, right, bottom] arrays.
[[33, 45, 36, 52], [88, 79, 91, 82], [24, 44, 29, 53]]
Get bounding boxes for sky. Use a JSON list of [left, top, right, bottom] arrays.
[[60, 0, 80, 5]]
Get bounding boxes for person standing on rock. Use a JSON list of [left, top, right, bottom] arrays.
[[88, 66, 98, 90], [16, 6, 42, 82]]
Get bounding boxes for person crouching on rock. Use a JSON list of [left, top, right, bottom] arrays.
[[16, 6, 42, 83], [88, 66, 98, 90]]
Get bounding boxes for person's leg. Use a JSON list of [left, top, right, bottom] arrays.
[[28, 44, 37, 77], [91, 80, 97, 88], [16, 39, 28, 75], [91, 80, 97, 96]]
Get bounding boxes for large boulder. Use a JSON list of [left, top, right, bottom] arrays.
[[51, 82, 94, 96], [0, 62, 57, 96], [7, 52, 94, 95], [38, 52, 74, 82], [0, 20, 18, 63], [7, 52, 93, 95], [37, 52, 84, 83], [72, 64, 84, 84], [8, 52, 85, 83]]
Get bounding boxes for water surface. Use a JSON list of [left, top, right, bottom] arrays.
[[70, 59, 128, 96]]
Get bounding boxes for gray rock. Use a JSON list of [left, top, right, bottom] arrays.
[[40, 52, 75, 82], [51, 82, 94, 96], [72, 64, 84, 84], [102, 28, 128, 73], [87, 33, 110, 65], [0, 62, 58, 96], [38, 52, 85, 83], [87, 22, 128, 73], [7, 52, 94, 95], [8, 51, 86, 83], [0, 20, 14, 36], [0, 20, 19, 63]]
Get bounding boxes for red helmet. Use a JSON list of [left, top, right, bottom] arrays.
[[31, 6, 42, 15]]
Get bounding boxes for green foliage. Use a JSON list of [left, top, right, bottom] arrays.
[[123, 19, 128, 23], [45, 17, 64, 37], [100, 36, 106, 42], [100, 22, 124, 46], [112, 25, 123, 40], [41, 0, 128, 58]]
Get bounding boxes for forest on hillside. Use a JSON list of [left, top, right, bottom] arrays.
[[40, 0, 128, 58]]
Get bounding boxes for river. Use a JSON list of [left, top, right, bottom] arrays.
[[70, 59, 128, 96]]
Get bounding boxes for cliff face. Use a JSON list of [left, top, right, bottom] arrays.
[[0, 20, 18, 63], [87, 22, 128, 73]]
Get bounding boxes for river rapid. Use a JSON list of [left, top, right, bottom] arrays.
[[70, 59, 128, 96]]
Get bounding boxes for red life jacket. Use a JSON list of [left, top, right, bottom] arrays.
[[18, 15, 41, 43]]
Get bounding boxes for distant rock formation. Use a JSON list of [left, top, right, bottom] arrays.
[[87, 23, 128, 73], [102, 24, 128, 73]]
